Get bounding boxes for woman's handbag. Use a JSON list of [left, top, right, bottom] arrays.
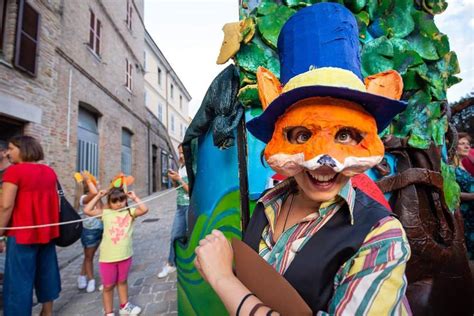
[[55, 181, 83, 247]]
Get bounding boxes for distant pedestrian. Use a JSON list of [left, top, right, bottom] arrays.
[[75, 171, 103, 293], [453, 132, 474, 259], [0, 135, 61, 316], [84, 186, 148, 316], [462, 148, 474, 176], [158, 144, 189, 278]]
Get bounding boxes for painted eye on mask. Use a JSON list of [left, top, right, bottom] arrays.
[[335, 127, 363, 145], [285, 126, 312, 144]]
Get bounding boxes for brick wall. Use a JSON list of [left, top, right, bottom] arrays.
[[0, 0, 175, 201]]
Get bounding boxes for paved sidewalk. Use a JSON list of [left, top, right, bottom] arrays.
[[4, 188, 180, 316]]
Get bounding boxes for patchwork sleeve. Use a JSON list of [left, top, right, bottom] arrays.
[[318, 216, 412, 316]]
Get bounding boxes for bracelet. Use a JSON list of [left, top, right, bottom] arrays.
[[249, 303, 265, 316], [236, 293, 255, 316]]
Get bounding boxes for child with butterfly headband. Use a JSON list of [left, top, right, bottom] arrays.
[[74, 170, 103, 293], [84, 173, 148, 316]]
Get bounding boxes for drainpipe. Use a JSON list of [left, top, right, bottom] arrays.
[[66, 69, 73, 148], [165, 69, 169, 133], [147, 121, 151, 195]]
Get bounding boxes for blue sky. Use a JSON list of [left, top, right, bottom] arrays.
[[144, 0, 473, 117], [435, 0, 474, 102]]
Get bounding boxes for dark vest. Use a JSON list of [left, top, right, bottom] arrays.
[[243, 189, 391, 314]]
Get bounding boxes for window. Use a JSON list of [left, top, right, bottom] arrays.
[[77, 106, 99, 176], [170, 83, 174, 99], [161, 150, 169, 188], [179, 95, 183, 110], [14, 0, 40, 76], [152, 145, 158, 192], [171, 114, 175, 132], [144, 90, 148, 105], [125, 58, 132, 91], [0, 0, 8, 54], [143, 50, 146, 69], [158, 103, 163, 122], [180, 123, 183, 137], [126, 0, 133, 30], [88, 10, 101, 56], [157, 67, 162, 85], [121, 129, 132, 175]]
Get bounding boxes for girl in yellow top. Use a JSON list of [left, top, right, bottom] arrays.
[[85, 187, 148, 316]]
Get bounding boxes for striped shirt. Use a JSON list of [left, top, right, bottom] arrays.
[[258, 179, 412, 315]]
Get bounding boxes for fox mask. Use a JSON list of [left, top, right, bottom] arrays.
[[264, 97, 384, 177], [256, 67, 403, 177]]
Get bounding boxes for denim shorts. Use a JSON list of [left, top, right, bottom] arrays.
[[80, 228, 103, 248], [4, 237, 61, 316]]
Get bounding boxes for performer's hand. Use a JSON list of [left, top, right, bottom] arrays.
[[195, 229, 234, 287]]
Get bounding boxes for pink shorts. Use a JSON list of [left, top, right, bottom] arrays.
[[99, 257, 132, 286]]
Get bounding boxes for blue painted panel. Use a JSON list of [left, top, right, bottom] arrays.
[[245, 110, 275, 200], [191, 129, 240, 217]]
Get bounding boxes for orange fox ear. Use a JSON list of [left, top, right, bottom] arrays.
[[365, 70, 403, 100], [257, 67, 282, 110]]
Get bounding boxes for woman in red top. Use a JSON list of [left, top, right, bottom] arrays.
[[0, 135, 61, 316]]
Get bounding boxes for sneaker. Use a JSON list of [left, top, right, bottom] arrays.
[[119, 302, 141, 315], [77, 275, 87, 290], [99, 284, 104, 291], [105, 313, 114, 316], [157, 264, 176, 278], [86, 279, 96, 293]]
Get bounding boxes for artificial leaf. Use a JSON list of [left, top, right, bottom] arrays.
[[441, 161, 460, 212], [241, 17, 256, 44], [257, 6, 295, 49], [421, 0, 448, 15], [361, 36, 394, 77], [344, 0, 366, 13], [236, 42, 267, 73], [238, 84, 261, 108], [257, 1, 279, 16], [407, 32, 439, 60]]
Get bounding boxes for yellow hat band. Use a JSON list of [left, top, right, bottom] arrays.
[[282, 67, 366, 93]]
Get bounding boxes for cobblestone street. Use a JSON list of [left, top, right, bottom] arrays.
[[3, 188, 180, 316]]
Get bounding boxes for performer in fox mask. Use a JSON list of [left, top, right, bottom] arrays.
[[195, 3, 412, 315]]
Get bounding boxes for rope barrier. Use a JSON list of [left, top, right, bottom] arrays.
[[0, 186, 182, 231]]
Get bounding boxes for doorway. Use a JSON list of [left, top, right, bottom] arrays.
[[0, 116, 24, 141]]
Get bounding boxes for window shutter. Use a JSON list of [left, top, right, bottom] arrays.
[[14, 0, 40, 76], [89, 10, 95, 48], [96, 19, 101, 55], [129, 61, 132, 90], [0, 0, 7, 52], [125, 59, 128, 86], [129, 5, 132, 30]]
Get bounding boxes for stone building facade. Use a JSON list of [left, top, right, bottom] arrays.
[[144, 31, 192, 154], [0, 0, 177, 197]]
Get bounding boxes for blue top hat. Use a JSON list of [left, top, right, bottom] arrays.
[[246, 2, 407, 144]]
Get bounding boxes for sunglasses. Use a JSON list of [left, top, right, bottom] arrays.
[[110, 196, 127, 204]]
